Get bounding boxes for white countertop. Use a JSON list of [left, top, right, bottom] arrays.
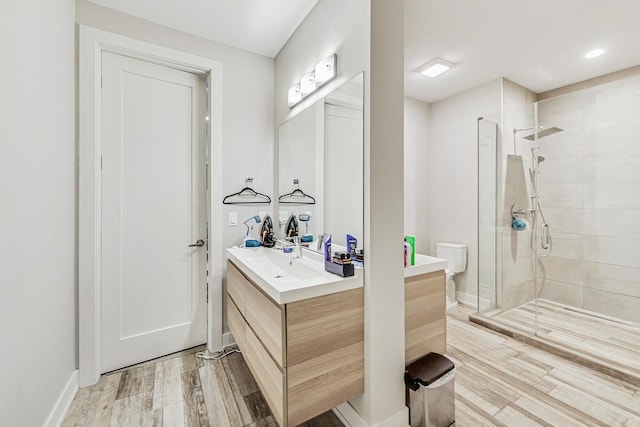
[[226, 246, 363, 304], [404, 253, 447, 278]]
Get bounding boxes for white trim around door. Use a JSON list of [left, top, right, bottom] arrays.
[[78, 25, 224, 387]]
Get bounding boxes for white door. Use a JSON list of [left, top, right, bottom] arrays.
[[100, 52, 207, 373]]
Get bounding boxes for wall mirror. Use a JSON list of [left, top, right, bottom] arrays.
[[278, 72, 364, 252]]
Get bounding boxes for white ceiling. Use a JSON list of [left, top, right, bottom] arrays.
[[89, 0, 640, 103], [87, 0, 318, 58], [405, 0, 640, 103]]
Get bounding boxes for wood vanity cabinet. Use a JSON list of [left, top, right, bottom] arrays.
[[405, 270, 446, 363], [226, 260, 364, 427]]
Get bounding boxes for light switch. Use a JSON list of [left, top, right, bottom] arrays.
[[228, 212, 237, 226]]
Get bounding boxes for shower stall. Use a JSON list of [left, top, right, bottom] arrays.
[[474, 74, 640, 384]]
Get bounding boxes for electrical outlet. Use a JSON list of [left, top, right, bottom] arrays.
[[228, 212, 237, 226]]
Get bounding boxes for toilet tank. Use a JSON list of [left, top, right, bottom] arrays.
[[435, 242, 467, 273]]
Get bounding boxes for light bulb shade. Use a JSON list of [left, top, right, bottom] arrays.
[[287, 84, 302, 107], [299, 72, 316, 96], [314, 54, 337, 86]]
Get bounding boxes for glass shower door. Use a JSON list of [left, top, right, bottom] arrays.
[[477, 114, 499, 314]]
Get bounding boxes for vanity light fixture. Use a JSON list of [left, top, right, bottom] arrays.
[[314, 54, 337, 85], [287, 84, 302, 107], [288, 54, 337, 108], [299, 72, 316, 96], [584, 48, 605, 59], [419, 58, 454, 77]]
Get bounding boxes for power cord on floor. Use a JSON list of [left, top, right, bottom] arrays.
[[196, 344, 241, 360]]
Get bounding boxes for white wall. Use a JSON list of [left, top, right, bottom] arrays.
[[404, 97, 431, 253], [428, 79, 502, 300], [276, 1, 407, 425], [76, 1, 275, 334], [0, 0, 77, 425]]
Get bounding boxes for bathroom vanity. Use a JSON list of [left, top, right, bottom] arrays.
[[404, 254, 448, 363], [226, 247, 364, 426]]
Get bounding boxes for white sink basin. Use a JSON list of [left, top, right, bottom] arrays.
[[244, 248, 324, 281], [227, 247, 363, 304]]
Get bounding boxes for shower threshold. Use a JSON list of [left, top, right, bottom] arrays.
[[469, 299, 640, 387]]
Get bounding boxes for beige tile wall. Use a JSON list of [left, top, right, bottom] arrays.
[[535, 74, 640, 323]]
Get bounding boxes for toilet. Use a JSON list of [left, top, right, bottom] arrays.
[[435, 242, 467, 310]]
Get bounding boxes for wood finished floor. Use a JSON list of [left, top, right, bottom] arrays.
[[64, 306, 640, 426], [481, 299, 640, 381], [447, 305, 640, 426], [62, 347, 343, 427]]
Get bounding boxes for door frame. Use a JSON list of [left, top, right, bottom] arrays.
[[79, 26, 224, 387]]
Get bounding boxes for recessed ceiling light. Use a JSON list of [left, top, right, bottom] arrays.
[[419, 58, 454, 77], [584, 48, 605, 59]]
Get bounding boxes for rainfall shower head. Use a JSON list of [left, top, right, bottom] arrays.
[[521, 126, 563, 141]]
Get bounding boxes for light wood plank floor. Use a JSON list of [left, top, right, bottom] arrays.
[[448, 305, 640, 426], [62, 346, 343, 427], [64, 306, 640, 426], [474, 299, 640, 385]]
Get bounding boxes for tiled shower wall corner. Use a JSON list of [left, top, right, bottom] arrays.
[[536, 73, 640, 323]]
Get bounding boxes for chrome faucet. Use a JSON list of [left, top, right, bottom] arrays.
[[291, 235, 302, 259], [276, 236, 303, 259], [316, 234, 326, 252]]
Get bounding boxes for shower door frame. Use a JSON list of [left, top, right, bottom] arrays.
[[476, 116, 500, 314]]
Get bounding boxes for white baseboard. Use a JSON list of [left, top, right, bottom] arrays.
[[334, 402, 367, 427], [44, 369, 78, 427], [333, 403, 409, 427], [455, 291, 476, 307], [371, 407, 409, 427], [456, 291, 490, 310]]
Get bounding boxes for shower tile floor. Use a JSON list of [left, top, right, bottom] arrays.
[[471, 299, 640, 385], [63, 305, 640, 426]]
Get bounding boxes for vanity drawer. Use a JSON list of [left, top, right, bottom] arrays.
[[226, 295, 246, 351], [244, 276, 286, 367], [227, 261, 249, 314], [244, 325, 286, 426], [227, 260, 286, 368]]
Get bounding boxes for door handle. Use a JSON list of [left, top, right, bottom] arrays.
[[188, 239, 205, 247]]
